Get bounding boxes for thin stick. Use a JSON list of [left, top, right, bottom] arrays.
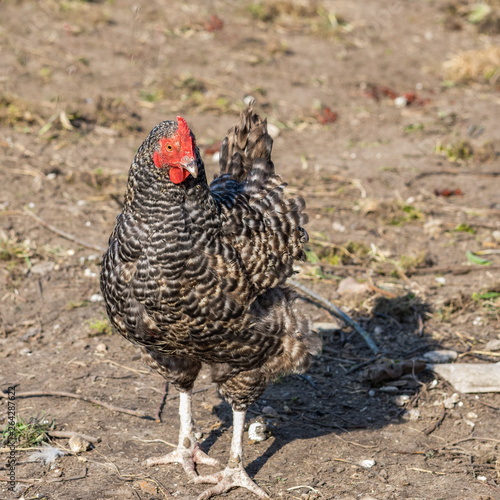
[[132, 437, 177, 448], [423, 405, 446, 436], [0, 390, 148, 418], [23, 208, 106, 253], [47, 431, 100, 443], [407, 467, 446, 475], [408, 264, 500, 276], [155, 381, 169, 423], [290, 279, 380, 355]]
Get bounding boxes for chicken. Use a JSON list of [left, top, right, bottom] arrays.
[[100, 104, 320, 499]]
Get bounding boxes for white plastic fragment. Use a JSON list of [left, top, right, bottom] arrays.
[[431, 363, 500, 393], [248, 421, 268, 442], [90, 294, 103, 302]]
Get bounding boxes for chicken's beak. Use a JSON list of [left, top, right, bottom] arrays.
[[182, 158, 198, 178]]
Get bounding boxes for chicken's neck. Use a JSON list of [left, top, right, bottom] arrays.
[[125, 158, 212, 216]]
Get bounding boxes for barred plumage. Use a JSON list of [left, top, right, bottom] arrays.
[[100, 105, 320, 499]]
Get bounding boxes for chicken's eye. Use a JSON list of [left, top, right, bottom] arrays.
[[166, 145, 173, 151]]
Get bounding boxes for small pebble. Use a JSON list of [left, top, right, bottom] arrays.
[[423, 349, 457, 363], [360, 459, 376, 469], [94, 343, 108, 356], [443, 393, 460, 409], [31, 261, 55, 276], [467, 412, 478, 419], [393, 395, 410, 406], [485, 339, 500, 351], [394, 96, 408, 108], [405, 408, 421, 421], [332, 221, 346, 233], [68, 435, 91, 453], [90, 294, 104, 302], [429, 379, 438, 389], [379, 386, 398, 393], [261, 405, 278, 416]]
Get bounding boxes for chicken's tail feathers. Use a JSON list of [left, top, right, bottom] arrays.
[[219, 102, 275, 182]]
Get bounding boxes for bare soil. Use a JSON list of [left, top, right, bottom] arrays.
[[1, 1, 500, 499]]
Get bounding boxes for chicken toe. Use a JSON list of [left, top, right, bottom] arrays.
[[146, 442, 219, 478], [194, 463, 269, 499]]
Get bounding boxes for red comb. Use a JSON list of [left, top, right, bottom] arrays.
[[177, 116, 191, 137]]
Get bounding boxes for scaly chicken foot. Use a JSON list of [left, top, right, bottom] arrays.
[[194, 462, 269, 499], [193, 409, 269, 499], [145, 390, 219, 478]]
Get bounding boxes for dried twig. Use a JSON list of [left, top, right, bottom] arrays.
[[0, 390, 148, 419], [408, 264, 500, 276], [423, 404, 446, 436], [155, 381, 169, 423], [407, 467, 446, 475], [132, 436, 177, 448], [47, 431, 100, 443], [23, 208, 106, 253], [290, 279, 380, 355], [165, 384, 216, 401]]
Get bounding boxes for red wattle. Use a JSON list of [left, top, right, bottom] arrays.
[[169, 167, 190, 184]]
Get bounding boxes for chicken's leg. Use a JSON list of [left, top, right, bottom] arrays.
[[145, 390, 219, 478], [193, 409, 269, 499]]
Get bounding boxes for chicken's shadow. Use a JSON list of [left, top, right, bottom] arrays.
[[201, 293, 438, 477]]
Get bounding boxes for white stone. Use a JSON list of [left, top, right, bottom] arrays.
[[423, 350, 457, 363], [68, 436, 91, 453], [394, 96, 408, 108], [360, 459, 376, 468]]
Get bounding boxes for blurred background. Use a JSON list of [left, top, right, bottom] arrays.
[[1, 1, 499, 499]]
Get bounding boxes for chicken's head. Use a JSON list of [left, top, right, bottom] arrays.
[[153, 116, 198, 184]]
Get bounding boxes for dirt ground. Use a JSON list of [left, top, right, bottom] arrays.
[[1, 0, 500, 499]]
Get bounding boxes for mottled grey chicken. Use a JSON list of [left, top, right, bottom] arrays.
[[100, 105, 320, 499]]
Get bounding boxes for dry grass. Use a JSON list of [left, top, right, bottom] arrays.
[[444, 45, 500, 84]]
